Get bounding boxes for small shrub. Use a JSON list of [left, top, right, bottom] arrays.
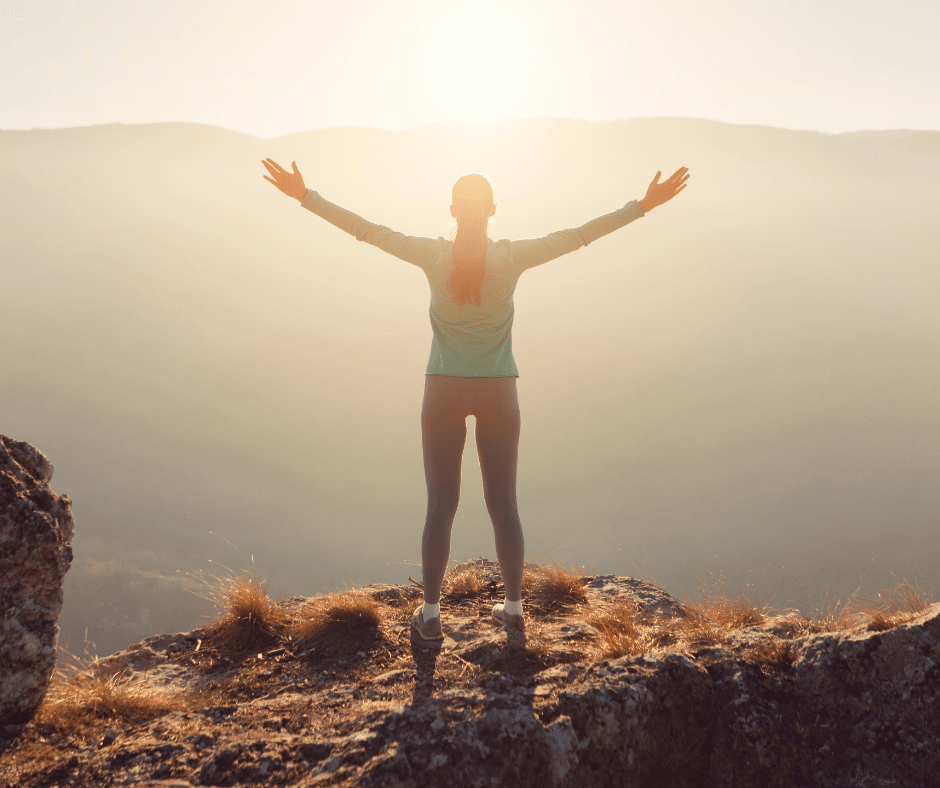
[[40, 668, 192, 724], [586, 599, 656, 659], [663, 608, 729, 651], [745, 639, 797, 674], [802, 588, 868, 634], [445, 562, 484, 596], [35, 643, 201, 734], [524, 560, 589, 611], [294, 592, 384, 653], [203, 569, 291, 653], [684, 576, 768, 632], [860, 578, 934, 632]]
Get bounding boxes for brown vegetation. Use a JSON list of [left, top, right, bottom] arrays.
[[523, 560, 590, 612], [744, 639, 798, 675], [38, 666, 197, 729], [585, 570, 935, 665], [686, 575, 769, 630], [2, 557, 935, 788], [293, 591, 385, 654], [444, 561, 484, 597], [201, 569, 291, 653], [586, 599, 659, 660], [858, 577, 934, 631], [33, 641, 205, 737]]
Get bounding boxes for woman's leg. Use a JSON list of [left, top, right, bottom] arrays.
[[420, 376, 469, 605], [473, 378, 524, 602]]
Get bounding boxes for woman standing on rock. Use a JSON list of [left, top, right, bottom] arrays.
[[262, 158, 689, 648]]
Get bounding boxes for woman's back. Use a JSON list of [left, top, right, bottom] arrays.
[[298, 188, 645, 376]]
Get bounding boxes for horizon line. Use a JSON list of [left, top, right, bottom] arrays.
[[1, 115, 936, 139]]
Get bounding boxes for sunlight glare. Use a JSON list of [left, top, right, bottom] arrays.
[[413, 1, 546, 124]]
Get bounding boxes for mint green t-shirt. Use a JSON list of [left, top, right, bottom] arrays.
[[300, 189, 644, 377]]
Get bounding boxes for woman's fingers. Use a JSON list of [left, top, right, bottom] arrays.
[[263, 158, 288, 173], [667, 167, 688, 184], [664, 168, 689, 197], [261, 160, 283, 180]]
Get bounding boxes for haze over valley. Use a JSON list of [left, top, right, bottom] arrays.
[[2, 117, 938, 656]]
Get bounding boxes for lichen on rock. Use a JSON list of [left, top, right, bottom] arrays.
[[0, 436, 74, 735]]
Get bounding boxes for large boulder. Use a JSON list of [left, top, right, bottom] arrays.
[[0, 436, 74, 737]]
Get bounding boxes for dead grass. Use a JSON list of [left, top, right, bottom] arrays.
[[858, 577, 935, 631], [33, 642, 203, 736], [584, 567, 938, 664], [586, 571, 770, 660], [586, 599, 728, 660], [801, 591, 868, 634], [444, 561, 484, 597], [744, 639, 797, 674], [524, 560, 589, 612], [586, 599, 659, 659], [684, 574, 770, 631], [293, 591, 385, 653], [201, 568, 291, 653], [38, 668, 197, 727]]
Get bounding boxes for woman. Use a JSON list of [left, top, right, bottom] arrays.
[[262, 157, 689, 648]]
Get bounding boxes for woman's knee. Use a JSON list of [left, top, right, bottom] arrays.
[[484, 494, 520, 526], [426, 492, 461, 524]]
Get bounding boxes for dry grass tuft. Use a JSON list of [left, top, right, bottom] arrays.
[[524, 560, 589, 611], [202, 569, 291, 653], [585, 598, 729, 660], [801, 593, 867, 634], [672, 607, 734, 649], [39, 668, 195, 727], [745, 639, 797, 674], [859, 577, 934, 631], [34, 643, 203, 734], [586, 599, 659, 659], [294, 592, 385, 653], [684, 575, 769, 632], [444, 562, 484, 597]]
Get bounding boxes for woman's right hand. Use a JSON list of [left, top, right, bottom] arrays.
[[262, 158, 307, 202], [639, 167, 689, 213]]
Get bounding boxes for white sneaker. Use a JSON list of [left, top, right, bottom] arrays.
[[410, 606, 444, 644]]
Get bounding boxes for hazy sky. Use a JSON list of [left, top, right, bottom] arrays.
[[1, 0, 938, 137]]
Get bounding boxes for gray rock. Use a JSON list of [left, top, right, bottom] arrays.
[[2, 553, 938, 786], [0, 436, 74, 732]]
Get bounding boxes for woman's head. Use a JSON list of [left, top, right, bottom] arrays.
[[447, 173, 495, 307], [450, 173, 496, 220]]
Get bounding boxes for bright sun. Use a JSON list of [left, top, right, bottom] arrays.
[[413, 1, 546, 124]]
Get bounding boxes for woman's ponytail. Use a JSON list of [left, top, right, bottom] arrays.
[[447, 174, 494, 307], [448, 215, 488, 306]]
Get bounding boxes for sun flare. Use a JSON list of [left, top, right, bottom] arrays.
[[413, 1, 547, 124]]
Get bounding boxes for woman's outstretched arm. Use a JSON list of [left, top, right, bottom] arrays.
[[511, 166, 690, 273], [261, 158, 439, 270]]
